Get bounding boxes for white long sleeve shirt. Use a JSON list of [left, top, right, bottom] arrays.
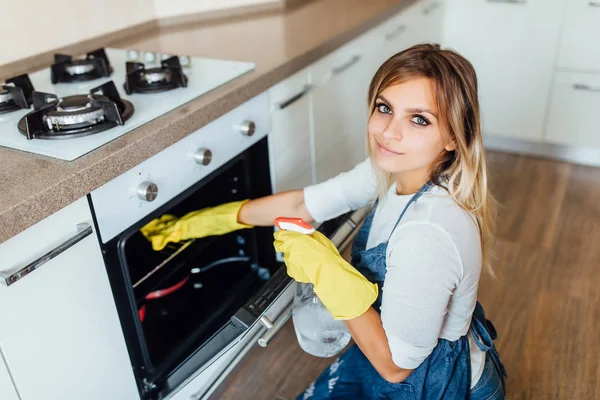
[[303, 159, 485, 388]]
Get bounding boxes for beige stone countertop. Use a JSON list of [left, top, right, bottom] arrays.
[[0, 0, 415, 244]]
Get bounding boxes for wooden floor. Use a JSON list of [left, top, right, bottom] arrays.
[[209, 152, 600, 400]]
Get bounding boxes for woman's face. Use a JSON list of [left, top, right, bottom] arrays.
[[368, 77, 454, 176]]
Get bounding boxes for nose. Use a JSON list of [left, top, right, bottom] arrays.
[[381, 119, 402, 141]]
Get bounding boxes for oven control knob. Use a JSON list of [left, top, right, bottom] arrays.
[[238, 120, 256, 137], [137, 181, 158, 202], [193, 148, 212, 166]]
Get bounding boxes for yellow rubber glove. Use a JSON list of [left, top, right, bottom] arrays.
[[141, 200, 252, 251], [273, 230, 378, 320]]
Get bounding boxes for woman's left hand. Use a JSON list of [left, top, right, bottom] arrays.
[[273, 230, 378, 320]]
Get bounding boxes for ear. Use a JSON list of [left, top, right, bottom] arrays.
[[444, 140, 456, 152]]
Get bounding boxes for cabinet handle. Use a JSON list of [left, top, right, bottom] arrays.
[[423, 1, 441, 15], [385, 25, 406, 41], [589, 1, 600, 7], [487, 0, 525, 4], [257, 302, 293, 347], [0, 223, 93, 286], [278, 85, 312, 110], [331, 55, 361, 76], [573, 83, 600, 92]]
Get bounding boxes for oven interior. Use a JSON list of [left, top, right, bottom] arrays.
[[101, 138, 280, 395]]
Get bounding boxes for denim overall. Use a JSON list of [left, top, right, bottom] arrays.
[[297, 182, 507, 400]]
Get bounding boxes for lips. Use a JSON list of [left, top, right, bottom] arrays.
[[375, 140, 403, 155]]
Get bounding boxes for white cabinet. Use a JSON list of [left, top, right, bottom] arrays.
[[311, 41, 371, 182], [558, 0, 600, 72], [0, 197, 139, 400], [545, 71, 600, 149], [0, 357, 19, 400], [268, 68, 314, 193], [442, 0, 565, 141], [375, 0, 445, 67]]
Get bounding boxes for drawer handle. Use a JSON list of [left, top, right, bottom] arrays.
[[423, 1, 441, 15], [487, 0, 526, 4], [278, 85, 312, 110], [257, 302, 293, 347], [385, 25, 406, 41], [573, 83, 600, 92], [0, 223, 93, 286], [590, 1, 600, 7], [331, 55, 361, 76]]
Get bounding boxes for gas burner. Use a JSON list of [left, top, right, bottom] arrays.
[[17, 81, 134, 140], [51, 48, 113, 84], [0, 74, 34, 114], [124, 56, 188, 94]]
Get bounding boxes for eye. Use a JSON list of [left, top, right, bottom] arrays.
[[375, 103, 392, 115], [411, 115, 430, 127]]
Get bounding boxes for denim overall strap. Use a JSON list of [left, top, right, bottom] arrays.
[[387, 180, 434, 241], [470, 302, 508, 381]]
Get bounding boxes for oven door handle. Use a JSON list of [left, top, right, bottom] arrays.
[[257, 302, 293, 347], [256, 207, 370, 347]]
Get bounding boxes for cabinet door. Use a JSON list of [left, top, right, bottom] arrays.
[[545, 71, 600, 149], [404, 0, 445, 46], [269, 68, 314, 192], [558, 0, 600, 72], [0, 357, 19, 400], [0, 197, 139, 400], [311, 41, 371, 182], [442, 0, 565, 141]]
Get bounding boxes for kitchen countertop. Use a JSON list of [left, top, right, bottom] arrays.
[[0, 0, 415, 244]]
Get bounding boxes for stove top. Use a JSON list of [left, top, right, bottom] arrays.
[[0, 48, 255, 160]]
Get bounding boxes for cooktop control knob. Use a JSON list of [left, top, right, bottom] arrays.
[[137, 181, 158, 202], [193, 148, 212, 166], [238, 120, 256, 137]]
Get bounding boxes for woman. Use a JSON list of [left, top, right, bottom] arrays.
[[142, 43, 507, 399]]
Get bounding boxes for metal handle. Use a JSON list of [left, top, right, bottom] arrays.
[[423, 1, 441, 15], [257, 302, 293, 347], [385, 25, 406, 41], [331, 55, 361, 76], [487, 0, 525, 3], [0, 223, 93, 286], [278, 85, 312, 110], [589, 1, 600, 6], [573, 83, 600, 92]]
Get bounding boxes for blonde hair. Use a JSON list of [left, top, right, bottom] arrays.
[[367, 43, 497, 276]]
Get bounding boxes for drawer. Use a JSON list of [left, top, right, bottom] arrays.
[[545, 71, 600, 148], [91, 92, 270, 243], [558, 0, 600, 72]]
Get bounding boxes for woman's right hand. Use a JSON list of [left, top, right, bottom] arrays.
[[140, 200, 252, 251]]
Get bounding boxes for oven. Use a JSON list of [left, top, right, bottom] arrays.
[[88, 92, 368, 400]]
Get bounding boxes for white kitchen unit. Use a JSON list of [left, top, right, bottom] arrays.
[[557, 0, 600, 73], [0, 354, 19, 400], [545, 71, 600, 149], [442, 0, 565, 141], [0, 197, 139, 400], [310, 36, 372, 182], [268, 68, 315, 192]]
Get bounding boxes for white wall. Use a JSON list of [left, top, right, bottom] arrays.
[[153, 0, 278, 19], [1, 0, 155, 66], [1, 0, 277, 67]]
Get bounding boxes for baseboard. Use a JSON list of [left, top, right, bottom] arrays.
[[483, 134, 600, 168]]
